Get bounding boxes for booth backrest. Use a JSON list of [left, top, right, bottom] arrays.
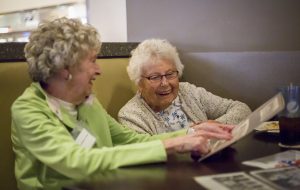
[[0, 58, 135, 190]]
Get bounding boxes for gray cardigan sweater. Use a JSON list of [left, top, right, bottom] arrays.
[[118, 82, 251, 135]]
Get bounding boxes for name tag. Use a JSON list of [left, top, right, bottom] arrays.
[[75, 128, 96, 148]]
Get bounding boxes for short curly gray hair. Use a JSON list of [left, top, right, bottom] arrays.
[[24, 17, 101, 82], [127, 39, 184, 85]]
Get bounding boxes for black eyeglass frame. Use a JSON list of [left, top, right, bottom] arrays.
[[142, 70, 179, 83]]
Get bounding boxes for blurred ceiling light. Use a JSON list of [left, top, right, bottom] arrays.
[[0, 27, 10, 33], [0, 39, 7, 43]]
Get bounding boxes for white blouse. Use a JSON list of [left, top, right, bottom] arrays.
[[157, 97, 192, 131]]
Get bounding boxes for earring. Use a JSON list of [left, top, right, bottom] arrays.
[[138, 89, 143, 97], [67, 74, 72, 81]]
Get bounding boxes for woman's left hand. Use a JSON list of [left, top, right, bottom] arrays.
[[191, 120, 235, 140]]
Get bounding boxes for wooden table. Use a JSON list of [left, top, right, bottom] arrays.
[[64, 132, 287, 190]]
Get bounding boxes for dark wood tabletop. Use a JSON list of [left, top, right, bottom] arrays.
[[63, 132, 288, 190]]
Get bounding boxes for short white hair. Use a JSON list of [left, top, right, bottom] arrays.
[[127, 39, 184, 85]]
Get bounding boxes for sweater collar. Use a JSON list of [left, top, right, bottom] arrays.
[[32, 82, 95, 129]]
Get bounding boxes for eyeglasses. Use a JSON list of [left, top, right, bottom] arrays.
[[143, 71, 179, 83]]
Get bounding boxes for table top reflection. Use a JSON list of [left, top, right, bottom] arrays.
[[64, 132, 287, 190]]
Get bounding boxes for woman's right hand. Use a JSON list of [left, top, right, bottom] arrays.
[[162, 132, 210, 155], [162, 123, 234, 156]]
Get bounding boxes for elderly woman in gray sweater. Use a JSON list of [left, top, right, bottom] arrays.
[[118, 39, 251, 135]]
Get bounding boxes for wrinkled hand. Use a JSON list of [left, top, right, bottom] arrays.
[[192, 120, 235, 140], [186, 120, 235, 161], [163, 133, 210, 155], [163, 120, 235, 158]]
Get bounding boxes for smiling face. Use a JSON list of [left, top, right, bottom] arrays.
[[138, 58, 179, 112], [68, 51, 100, 104]]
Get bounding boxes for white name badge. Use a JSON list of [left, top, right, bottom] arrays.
[[75, 128, 96, 148]]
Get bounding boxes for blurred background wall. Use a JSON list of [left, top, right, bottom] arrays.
[[126, 0, 300, 110]]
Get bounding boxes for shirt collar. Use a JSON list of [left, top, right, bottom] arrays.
[[33, 82, 95, 129]]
